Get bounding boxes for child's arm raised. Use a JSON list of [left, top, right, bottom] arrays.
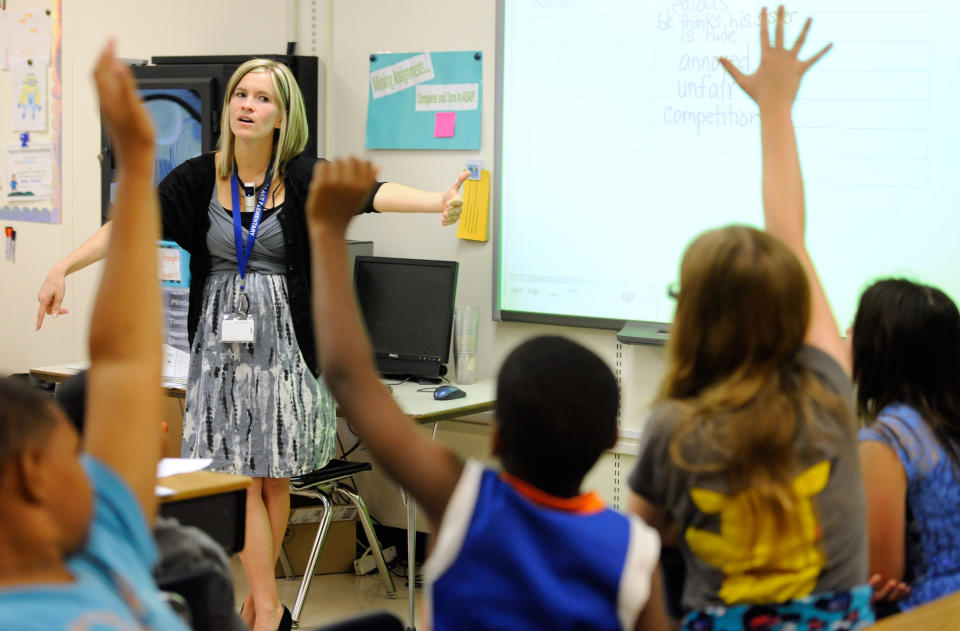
[[306, 159, 464, 524], [82, 42, 164, 523], [721, 6, 848, 373]]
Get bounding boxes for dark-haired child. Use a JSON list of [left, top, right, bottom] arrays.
[[856, 279, 960, 611], [304, 158, 669, 631], [0, 44, 188, 629]]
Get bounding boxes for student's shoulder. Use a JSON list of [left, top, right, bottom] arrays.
[[875, 404, 925, 430], [614, 512, 661, 626], [798, 344, 852, 398], [860, 404, 929, 454], [641, 400, 685, 441]]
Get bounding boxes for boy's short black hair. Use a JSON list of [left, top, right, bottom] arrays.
[[0, 376, 60, 474], [495, 336, 619, 497]]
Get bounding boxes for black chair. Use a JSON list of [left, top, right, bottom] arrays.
[[309, 611, 404, 631], [153, 515, 246, 631], [284, 459, 398, 624], [157, 566, 246, 631]]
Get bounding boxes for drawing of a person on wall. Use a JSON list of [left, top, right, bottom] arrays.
[[18, 72, 42, 120]]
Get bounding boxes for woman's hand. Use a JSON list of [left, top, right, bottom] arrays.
[[307, 158, 380, 235], [719, 5, 831, 113], [36, 264, 69, 330], [440, 170, 469, 226]]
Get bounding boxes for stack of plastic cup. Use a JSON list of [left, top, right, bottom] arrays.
[[453, 305, 479, 384]]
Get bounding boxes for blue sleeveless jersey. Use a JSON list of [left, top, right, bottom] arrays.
[[424, 460, 660, 631]]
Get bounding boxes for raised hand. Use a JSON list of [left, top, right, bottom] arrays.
[[440, 170, 469, 226], [307, 158, 380, 235], [93, 41, 154, 161], [719, 5, 831, 112]]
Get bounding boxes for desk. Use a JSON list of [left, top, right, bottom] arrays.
[[389, 378, 496, 422], [30, 364, 187, 459], [871, 591, 960, 630], [158, 469, 251, 502], [383, 379, 496, 630], [30, 363, 187, 399]]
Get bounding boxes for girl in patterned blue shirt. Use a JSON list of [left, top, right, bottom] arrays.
[[855, 279, 960, 612]]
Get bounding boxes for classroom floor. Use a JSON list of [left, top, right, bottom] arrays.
[[230, 558, 414, 629]]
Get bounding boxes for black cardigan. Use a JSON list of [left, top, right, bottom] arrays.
[[158, 152, 379, 376]]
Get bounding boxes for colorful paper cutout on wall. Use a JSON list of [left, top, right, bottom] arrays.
[[0, 1, 62, 224], [11, 63, 48, 132], [366, 51, 481, 150], [4, 142, 55, 204], [434, 112, 456, 138], [0, 10, 51, 69]]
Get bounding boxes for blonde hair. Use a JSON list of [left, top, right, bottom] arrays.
[[661, 226, 851, 538], [216, 58, 309, 181]]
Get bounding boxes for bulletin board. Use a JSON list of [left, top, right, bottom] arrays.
[[0, 0, 61, 224], [365, 50, 482, 150]]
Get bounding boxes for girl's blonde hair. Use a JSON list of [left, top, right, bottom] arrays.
[[216, 58, 308, 181], [661, 225, 851, 538]]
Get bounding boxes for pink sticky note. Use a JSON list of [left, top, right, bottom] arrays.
[[434, 112, 456, 138]]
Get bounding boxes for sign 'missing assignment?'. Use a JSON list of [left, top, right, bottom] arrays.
[[366, 51, 482, 150]]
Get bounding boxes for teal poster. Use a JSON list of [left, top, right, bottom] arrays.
[[365, 51, 482, 150]]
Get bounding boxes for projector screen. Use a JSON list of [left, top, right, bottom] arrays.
[[494, 0, 959, 333]]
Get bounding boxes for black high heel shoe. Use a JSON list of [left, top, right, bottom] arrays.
[[277, 605, 292, 631]]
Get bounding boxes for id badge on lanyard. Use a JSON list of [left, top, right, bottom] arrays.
[[221, 169, 273, 344]]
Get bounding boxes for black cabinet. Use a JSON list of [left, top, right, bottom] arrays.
[[100, 54, 319, 224]]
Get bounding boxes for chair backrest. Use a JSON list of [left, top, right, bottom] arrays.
[[153, 516, 245, 631], [309, 610, 404, 631], [157, 565, 246, 631], [291, 459, 373, 490]]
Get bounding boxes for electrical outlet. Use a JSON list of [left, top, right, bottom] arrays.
[[354, 546, 397, 575]]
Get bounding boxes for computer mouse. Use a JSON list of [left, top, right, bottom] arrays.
[[434, 385, 466, 400]]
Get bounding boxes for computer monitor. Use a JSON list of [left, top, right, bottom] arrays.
[[354, 256, 458, 380]]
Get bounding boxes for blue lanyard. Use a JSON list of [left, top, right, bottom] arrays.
[[230, 169, 273, 292]]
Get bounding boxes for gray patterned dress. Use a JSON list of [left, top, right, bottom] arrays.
[[180, 187, 337, 477]]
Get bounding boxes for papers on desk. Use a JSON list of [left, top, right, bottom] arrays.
[[162, 343, 189, 380], [162, 376, 187, 390], [157, 457, 211, 478], [155, 458, 211, 496]]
